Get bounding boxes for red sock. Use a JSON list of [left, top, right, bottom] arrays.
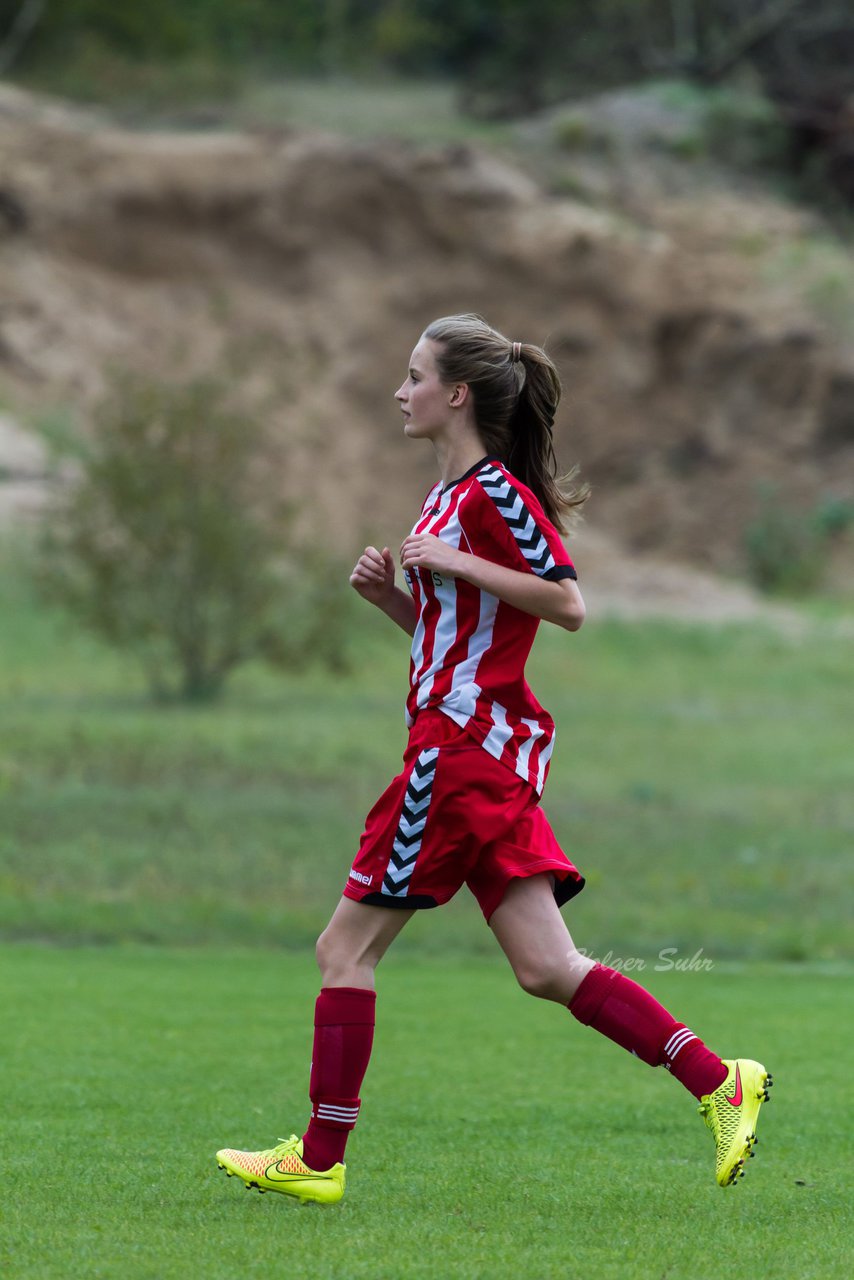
[[301, 987, 376, 1171], [569, 963, 727, 1099]]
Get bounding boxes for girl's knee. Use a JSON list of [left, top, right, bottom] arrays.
[[315, 919, 375, 988], [515, 961, 567, 1002], [515, 948, 594, 1003], [315, 925, 339, 980]]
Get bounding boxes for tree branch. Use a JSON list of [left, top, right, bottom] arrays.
[[0, 0, 46, 76], [697, 0, 811, 83]]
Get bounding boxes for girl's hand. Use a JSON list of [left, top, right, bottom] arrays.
[[400, 533, 464, 577], [350, 545, 396, 606]]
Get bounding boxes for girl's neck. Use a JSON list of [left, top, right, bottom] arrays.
[[433, 430, 488, 490]]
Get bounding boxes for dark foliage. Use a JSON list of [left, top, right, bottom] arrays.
[[2, 1, 853, 201]]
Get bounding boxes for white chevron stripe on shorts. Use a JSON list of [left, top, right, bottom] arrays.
[[382, 747, 439, 898]]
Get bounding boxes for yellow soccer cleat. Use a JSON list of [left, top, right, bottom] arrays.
[[216, 1134, 345, 1204], [699, 1058, 773, 1187]]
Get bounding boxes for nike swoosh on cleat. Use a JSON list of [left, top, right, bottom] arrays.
[[263, 1162, 328, 1183], [725, 1064, 743, 1107]]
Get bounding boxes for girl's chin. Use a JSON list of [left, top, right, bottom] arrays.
[[403, 421, 434, 440]]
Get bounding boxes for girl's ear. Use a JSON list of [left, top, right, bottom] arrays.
[[449, 383, 470, 408]]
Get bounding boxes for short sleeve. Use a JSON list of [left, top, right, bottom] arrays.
[[472, 464, 577, 581]]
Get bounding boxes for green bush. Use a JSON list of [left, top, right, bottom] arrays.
[[744, 485, 854, 596], [646, 80, 788, 171], [702, 86, 788, 171], [552, 113, 591, 151], [744, 496, 820, 595], [24, 35, 245, 113], [35, 372, 351, 701], [813, 496, 854, 538]]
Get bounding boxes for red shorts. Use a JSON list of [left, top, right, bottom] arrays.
[[343, 711, 585, 922]]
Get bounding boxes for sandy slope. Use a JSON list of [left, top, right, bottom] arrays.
[[1, 84, 852, 613]]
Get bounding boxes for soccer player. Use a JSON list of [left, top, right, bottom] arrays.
[[216, 314, 772, 1203]]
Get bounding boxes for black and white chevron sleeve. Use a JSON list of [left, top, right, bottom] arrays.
[[478, 465, 577, 580]]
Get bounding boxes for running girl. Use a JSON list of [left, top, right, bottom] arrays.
[[216, 314, 772, 1203]]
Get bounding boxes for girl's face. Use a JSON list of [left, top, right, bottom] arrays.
[[395, 338, 457, 442]]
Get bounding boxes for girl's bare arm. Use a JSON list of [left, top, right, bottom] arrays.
[[400, 533, 585, 631], [350, 545, 417, 636]]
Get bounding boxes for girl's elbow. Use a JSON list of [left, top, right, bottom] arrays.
[[546, 580, 585, 630], [560, 596, 586, 631]]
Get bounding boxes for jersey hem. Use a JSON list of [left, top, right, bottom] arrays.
[[427, 704, 547, 795]]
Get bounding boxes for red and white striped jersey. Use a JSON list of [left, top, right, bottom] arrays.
[[403, 456, 577, 794]]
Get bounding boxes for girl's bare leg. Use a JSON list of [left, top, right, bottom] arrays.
[[489, 873, 595, 1002], [316, 896, 416, 988]]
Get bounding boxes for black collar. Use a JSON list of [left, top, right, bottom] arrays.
[[442, 455, 500, 494]]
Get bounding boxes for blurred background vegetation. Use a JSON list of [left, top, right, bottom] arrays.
[[3, 0, 854, 207], [33, 371, 353, 702]]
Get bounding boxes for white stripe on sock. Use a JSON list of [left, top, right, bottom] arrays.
[[665, 1030, 694, 1059], [664, 1028, 696, 1061], [664, 1027, 694, 1054], [317, 1105, 360, 1121]]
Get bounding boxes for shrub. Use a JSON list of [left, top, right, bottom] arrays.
[[553, 113, 591, 151], [702, 87, 788, 172], [744, 485, 854, 597], [813, 496, 854, 538], [744, 484, 819, 595], [36, 372, 351, 700]]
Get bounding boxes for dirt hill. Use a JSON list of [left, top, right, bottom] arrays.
[[1, 83, 852, 605]]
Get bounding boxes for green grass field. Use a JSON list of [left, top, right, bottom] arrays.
[[4, 946, 851, 1280], [1, 552, 851, 961], [2, 553, 852, 1276]]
